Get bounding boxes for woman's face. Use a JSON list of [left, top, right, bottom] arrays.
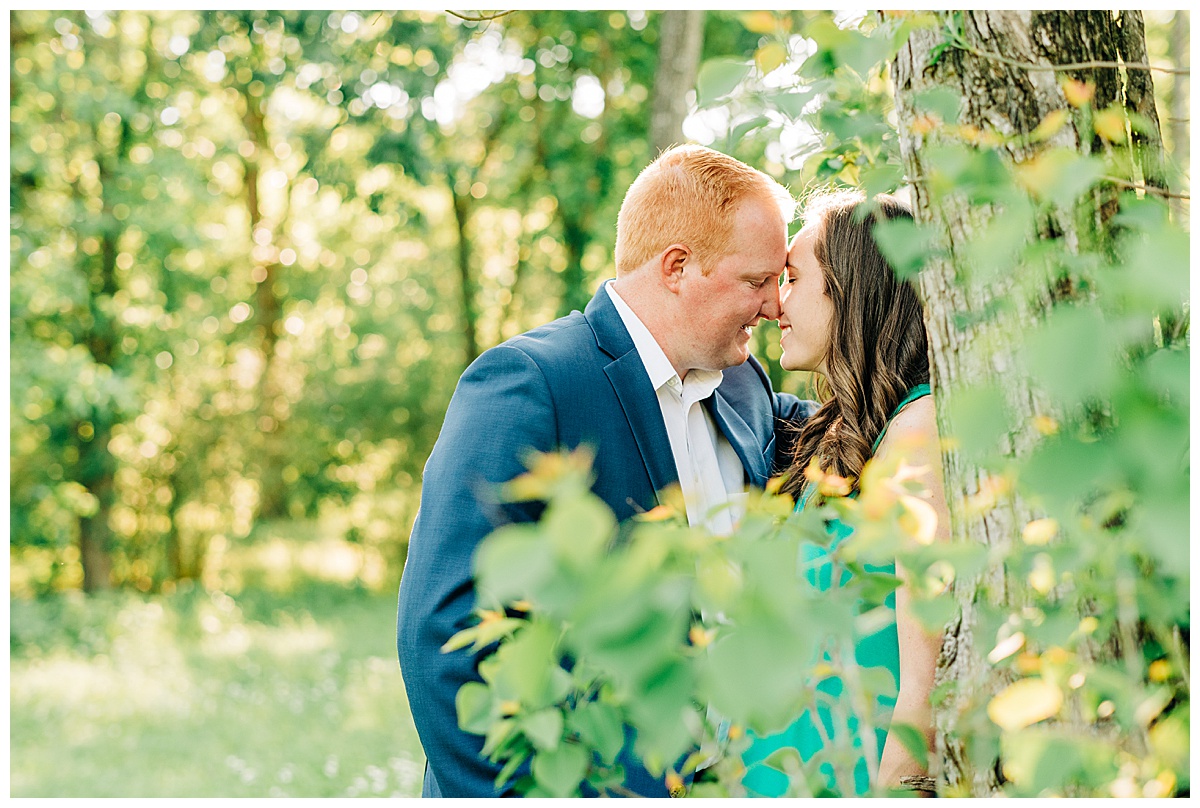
[[779, 224, 834, 374]]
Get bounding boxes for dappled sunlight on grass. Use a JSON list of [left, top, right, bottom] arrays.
[[253, 614, 336, 658], [13, 646, 196, 723], [216, 519, 392, 593], [343, 655, 406, 732], [11, 580, 424, 796], [12, 598, 196, 723]]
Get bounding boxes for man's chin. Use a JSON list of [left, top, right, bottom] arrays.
[[725, 346, 751, 368]]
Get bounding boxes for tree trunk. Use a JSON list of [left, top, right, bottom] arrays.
[[891, 11, 1164, 796], [451, 185, 481, 364], [240, 92, 290, 519], [78, 452, 115, 592], [557, 216, 591, 317], [650, 10, 706, 154], [1167, 13, 1189, 223], [75, 60, 134, 593]]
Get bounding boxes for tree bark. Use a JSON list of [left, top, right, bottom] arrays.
[[1167, 11, 1189, 224], [1115, 11, 1167, 192], [650, 10, 706, 154], [891, 11, 1165, 796], [240, 90, 290, 519], [451, 184, 481, 364], [75, 18, 139, 593]]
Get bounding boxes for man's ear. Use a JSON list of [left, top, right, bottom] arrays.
[[658, 244, 690, 293]]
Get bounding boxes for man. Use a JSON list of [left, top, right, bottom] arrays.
[[396, 145, 815, 797]]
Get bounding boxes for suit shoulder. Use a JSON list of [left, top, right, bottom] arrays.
[[490, 311, 595, 364]]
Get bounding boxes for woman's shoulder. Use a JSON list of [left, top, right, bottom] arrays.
[[876, 395, 938, 458]]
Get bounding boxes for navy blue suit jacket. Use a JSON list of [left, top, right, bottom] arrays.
[[396, 286, 815, 797]]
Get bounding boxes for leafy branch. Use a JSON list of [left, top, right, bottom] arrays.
[[446, 10, 516, 23]]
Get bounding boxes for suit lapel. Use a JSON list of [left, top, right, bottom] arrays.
[[586, 286, 679, 499], [604, 352, 679, 497], [709, 388, 768, 488]]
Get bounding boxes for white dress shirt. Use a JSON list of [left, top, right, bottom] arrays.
[[605, 281, 745, 534]]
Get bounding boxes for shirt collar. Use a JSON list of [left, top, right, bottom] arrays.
[[604, 280, 724, 399]]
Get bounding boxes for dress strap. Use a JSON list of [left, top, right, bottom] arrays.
[[870, 384, 931, 454]]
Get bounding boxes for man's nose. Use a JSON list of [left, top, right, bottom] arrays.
[[760, 282, 782, 320]]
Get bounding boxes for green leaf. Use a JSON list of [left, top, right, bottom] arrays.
[[872, 217, 939, 278], [766, 87, 818, 120], [1111, 194, 1170, 230], [855, 604, 897, 639], [1022, 305, 1120, 408], [929, 680, 956, 707], [456, 681, 495, 735], [728, 115, 770, 149], [520, 708, 565, 751], [544, 492, 616, 571], [474, 523, 556, 604], [494, 748, 531, 790], [468, 619, 525, 648], [860, 162, 904, 198], [755, 41, 789, 75], [1000, 728, 1119, 796], [887, 721, 929, 768], [568, 701, 626, 764], [1113, 220, 1190, 312], [626, 661, 695, 772], [959, 196, 1035, 283], [921, 142, 1006, 198], [805, 16, 887, 77], [1021, 436, 1117, 510], [858, 664, 899, 700], [481, 717, 518, 757], [696, 58, 752, 106], [944, 381, 1011, 462], [912, 86, 962, 123], [486, 618, 560, 707], [703, 615, 810, 732], [1015, 150, 1106, 209], [1132, 486, 1190, 570], [1142, 348, 1189, 409], [906, 591, 958, 633], [762, 744, 802, 773], [694, 554, 743, 611], [441, 625, 479, 653], [687, 782, 731, 797], [532, 741, 589, 797]]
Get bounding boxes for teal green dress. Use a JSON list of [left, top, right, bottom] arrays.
[[740, 385, 931, 798]]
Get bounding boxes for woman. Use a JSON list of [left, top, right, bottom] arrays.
[[740, 189, 950, 797]]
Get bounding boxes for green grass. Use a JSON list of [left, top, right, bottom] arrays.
[[11, 573, 426, 797]]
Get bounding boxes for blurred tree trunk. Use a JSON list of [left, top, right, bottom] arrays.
[[451, 182, 482, 363], [892, 10, 1165, 796], [239, 83, 290, 519], [649, 10, 706, 154], [77, 147, 122, 592], [76, 14, 146, 593], [1167, 11, 1189, 224]]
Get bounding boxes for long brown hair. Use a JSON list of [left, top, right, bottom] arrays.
[[781, 189, 929, 503]]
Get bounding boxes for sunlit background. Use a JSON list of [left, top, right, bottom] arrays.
[[9, 9, 1189, 797]]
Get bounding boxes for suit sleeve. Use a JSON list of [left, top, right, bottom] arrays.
[[771, 391, 820, 475], [396, 344, 556, 797]]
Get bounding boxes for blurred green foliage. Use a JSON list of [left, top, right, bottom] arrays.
[[8, 10, 806, 594]]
